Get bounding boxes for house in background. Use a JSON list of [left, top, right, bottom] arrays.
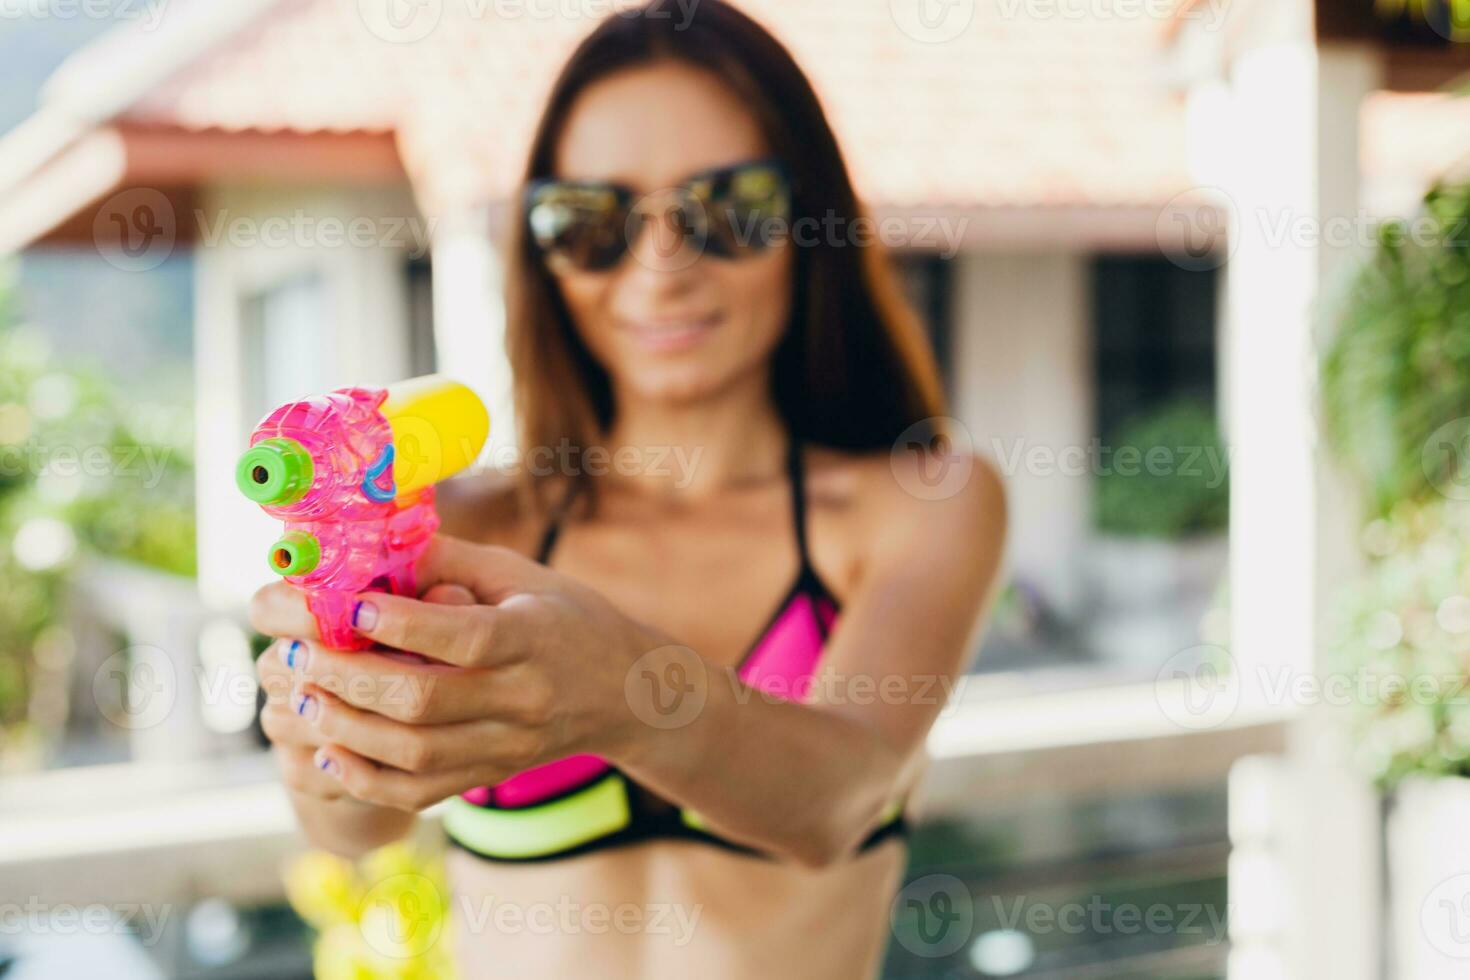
[[0, 0, 1454, 682], [2, 1, 1469, 975], [0, 0, 1212, 662]]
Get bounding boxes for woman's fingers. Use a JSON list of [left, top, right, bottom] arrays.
[[415, 535, 548, 601], [348, 591, 535, 669], [312, 744, 501, 813], [274, 744, 349, 801], [248, 582, 320, 640], [303, 684, 541, 774]]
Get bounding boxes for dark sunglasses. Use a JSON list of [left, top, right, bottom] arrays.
[[524, 158, 792, 273]]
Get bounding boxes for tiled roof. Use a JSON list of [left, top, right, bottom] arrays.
[[112, 0, 1193, 214]]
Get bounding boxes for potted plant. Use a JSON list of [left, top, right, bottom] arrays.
[[1321, 177, 1470, 976], [1083, 399, 1231, 671]]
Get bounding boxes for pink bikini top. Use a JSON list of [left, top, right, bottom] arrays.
[[442, 441, 907, 862]]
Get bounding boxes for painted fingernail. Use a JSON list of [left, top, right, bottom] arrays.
[[352, 599, 378, 631], [314, 749, 341, 778], [292, 691, 320, 722], [283, 639, 307, 672]]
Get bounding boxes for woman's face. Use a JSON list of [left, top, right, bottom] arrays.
[[550, 61, 794, 407]]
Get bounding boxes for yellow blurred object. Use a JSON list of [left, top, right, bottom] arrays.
[[380, 375, 490, 497], [283, 850, 362, 931], [283, 840, 459, 980]]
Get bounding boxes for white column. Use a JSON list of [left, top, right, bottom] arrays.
[[1209, 18, 1384, 980], [951, 252, 1092, 617]]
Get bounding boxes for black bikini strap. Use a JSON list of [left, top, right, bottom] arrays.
[[535, 481, 580, 564], [787, 438, 814, 572]]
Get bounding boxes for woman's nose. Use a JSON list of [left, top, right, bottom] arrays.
[[626, 190, 706, 273]]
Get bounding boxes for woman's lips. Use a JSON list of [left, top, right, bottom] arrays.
[[618, 313, 723, 353]]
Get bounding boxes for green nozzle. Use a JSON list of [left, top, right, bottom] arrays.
[[267, 531, 320, 577], [236, 438, 314, 506]]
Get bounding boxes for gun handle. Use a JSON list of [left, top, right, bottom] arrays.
[[304, 560, 418, 652]]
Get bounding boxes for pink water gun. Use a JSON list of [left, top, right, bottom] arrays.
[[236, 376, 490, 650]]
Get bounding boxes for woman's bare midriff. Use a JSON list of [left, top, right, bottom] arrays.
[[444, 832, 907, 979]]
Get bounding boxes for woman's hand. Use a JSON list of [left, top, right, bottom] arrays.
[[252, 536, 659, 813], [252, 575, 483, 807]]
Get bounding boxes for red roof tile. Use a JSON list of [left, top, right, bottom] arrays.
[[111, 0, 1193, 215]]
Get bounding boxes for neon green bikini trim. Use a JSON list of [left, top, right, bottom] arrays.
[[443, 773, 632, 859]]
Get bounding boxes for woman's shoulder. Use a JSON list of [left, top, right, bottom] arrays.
[[433, 467, 562, 558], [805, 440, 1007, 569]]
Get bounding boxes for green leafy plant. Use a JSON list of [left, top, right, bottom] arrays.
[[1327, 499, 1470, 787], [1094, 400, 1229, 538], [1321, 181, 1470, 518], [1320, 179, 1470, 786], [0, 266, 196, 752]]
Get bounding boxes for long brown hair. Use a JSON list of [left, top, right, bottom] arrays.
[[506, 0, 945, 508]]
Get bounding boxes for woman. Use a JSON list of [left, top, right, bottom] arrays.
[[251, 2, 1006, 977]]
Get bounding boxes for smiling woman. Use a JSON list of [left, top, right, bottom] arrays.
[[248, 2, 1006, 979]]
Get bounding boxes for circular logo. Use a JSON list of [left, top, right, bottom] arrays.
[[890, 417, 976, 501], [358, 872, 445, 959], [1154, 644, 1239, 731], [889, 0, 974, 44], [93, 644, 177, 731], [93, 188, 176, 272], [624, 644, 708, 731], [1423, 417, 1470, 501], [357, 0, 442, 43], [625, 188, 709, 273], [1421, 873, 1470, 959], [890, 873, 974, 958], [1155, 186, 1239, 272], [1417, 0, 1470, 42]]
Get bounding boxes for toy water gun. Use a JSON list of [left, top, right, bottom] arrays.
[[236, 375, 489, 650]]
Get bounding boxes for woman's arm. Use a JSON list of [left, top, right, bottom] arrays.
[[613, 454, 1007, 866], [284, 453, 1006, 868]]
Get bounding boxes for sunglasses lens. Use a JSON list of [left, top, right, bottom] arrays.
[[527, 185, 628, 272], [695, 163, 790, 258]]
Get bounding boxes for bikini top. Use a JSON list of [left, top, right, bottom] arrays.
[[441, 440, 909, 862]]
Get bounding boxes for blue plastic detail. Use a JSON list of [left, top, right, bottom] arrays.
[[360, 444, 396, 502]]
